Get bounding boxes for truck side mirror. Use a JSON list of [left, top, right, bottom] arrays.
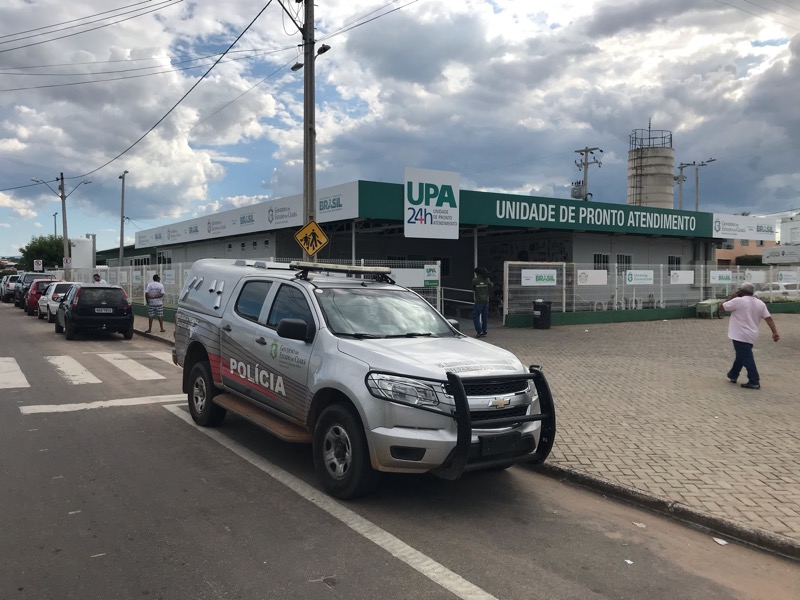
[[276, 318, 315, 343]]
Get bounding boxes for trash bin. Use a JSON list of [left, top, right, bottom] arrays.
[[533, 300, 552, 329]]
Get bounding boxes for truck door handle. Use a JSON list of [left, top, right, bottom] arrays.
[[222, 324, 232, 332], [256, 337, 267, 346]]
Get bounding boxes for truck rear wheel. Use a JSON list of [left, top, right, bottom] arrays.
[[187, 362, 226, 426], [313, 404, 377, 499]]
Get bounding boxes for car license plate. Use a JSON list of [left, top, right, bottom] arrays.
[[95, 308, 113, 313], [480, 432, 522, 457]]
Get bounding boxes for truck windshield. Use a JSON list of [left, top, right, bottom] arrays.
[[317, 287, 454, 338]]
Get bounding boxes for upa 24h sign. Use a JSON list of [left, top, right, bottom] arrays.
[[404, 168, 460, 239]]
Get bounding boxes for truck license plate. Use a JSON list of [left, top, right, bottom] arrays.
[[480, 432, 522, 456]]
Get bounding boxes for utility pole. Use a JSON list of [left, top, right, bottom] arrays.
[[302, 0, 316, 261], [675, 162, 692, 210], [574, 146, 603, 200], [119, 170, 129, 266], [281, 1, 329, 261], [59, 172, 70, 278], [32, 174, 89, 276], [53, 212, 58, 237]]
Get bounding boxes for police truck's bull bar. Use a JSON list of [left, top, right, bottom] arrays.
[[432, 366, 557, 480]]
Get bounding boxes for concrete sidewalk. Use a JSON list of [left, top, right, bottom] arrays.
[[134, 313, 800, 559]]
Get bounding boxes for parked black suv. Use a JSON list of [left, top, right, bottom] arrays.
[[15, 272, 56, 308], [55, 283, 134, 340]]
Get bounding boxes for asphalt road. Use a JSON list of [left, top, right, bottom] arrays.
[[1, 301, 797, 599]]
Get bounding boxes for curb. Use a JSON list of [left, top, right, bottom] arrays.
[[133, 328, 174, 346], [530, 462, 799, 562]]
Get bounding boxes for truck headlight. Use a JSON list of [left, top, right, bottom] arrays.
[[366, 373, 439, 406]]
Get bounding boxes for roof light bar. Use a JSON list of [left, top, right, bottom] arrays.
[[289, 261, 394, 282]]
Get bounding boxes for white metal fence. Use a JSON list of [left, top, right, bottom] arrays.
[[503, 262, 800, 318], [50, 259, 442, 312]]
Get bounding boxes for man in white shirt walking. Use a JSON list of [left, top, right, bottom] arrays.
[[145, 274, 166, 333], [722, 282, 780, 390]]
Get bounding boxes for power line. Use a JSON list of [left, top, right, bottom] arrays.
[[0, 46, 288, 72], [713, 0, 800, 32], [70, 0, 275, 180], [0, 1, 184, 54], [0, 0, 419, 191], [740, 0, 800, 25], [0, 0, 155, 40], [770, 0, 800, 13], [319, 0, 420, 41], [0, 48, 293, 93]]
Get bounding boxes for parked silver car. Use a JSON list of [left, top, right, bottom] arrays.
[[2, 274, 19, 302], [38, 281, 78, 322]]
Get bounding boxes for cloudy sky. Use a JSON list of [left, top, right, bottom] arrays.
[[1, 0, 798, 256]]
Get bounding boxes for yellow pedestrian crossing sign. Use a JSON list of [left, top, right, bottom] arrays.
[[294, 221, 329, 257]]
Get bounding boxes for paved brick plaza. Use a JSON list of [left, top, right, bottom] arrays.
[[488, 313, 800, 553]]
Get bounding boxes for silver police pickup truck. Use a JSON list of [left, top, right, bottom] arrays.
[[173, 259, 555, 498]]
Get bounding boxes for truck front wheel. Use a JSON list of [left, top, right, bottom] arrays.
[[187, 362, 226, 426], [313, 404, 377, 499]]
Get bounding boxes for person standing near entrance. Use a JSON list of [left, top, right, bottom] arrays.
[[472, 267, 492, 338], [722, 282, 779, 390], [145, 274, 166, 333]]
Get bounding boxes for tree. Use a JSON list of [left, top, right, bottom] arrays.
[[735, 254, 764, 266], [18, 235, 64, 271]]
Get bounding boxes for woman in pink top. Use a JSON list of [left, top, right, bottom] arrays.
[[721, 282, 780, 390]]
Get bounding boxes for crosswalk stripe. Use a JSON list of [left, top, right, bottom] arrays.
[[97, 353, 165, 381], [45, 355, 102, 385], [20, 394, 184, 414], [0, 357, 30, 389], [150, 351, 176, 365]]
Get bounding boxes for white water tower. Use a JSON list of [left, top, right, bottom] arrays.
[[627, 126, 675, 209]]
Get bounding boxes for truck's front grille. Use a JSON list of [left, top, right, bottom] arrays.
[[470, 405, 529, 423], [444, 379, 529, 397]]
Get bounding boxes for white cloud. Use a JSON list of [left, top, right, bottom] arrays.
[[0, 0, 798, 254], [0, 193, 37, 218]]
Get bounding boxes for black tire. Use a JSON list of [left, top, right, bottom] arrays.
[[47, 308, 55, 323], [64, 321, 76, 340], [313, 404, 378, 499], [25, 304, 33, 316], [54, 319, 63, 334], [37, 306, 45, 319], [187, 362, 226, 426], [122, 326, 134, 340]]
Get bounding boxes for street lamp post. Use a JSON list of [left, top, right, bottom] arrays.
[[694, 158, 716, 211], [119, 170, 129, 266]]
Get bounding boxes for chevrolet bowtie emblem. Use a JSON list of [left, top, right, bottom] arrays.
[[488, 397, 510, 408]]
